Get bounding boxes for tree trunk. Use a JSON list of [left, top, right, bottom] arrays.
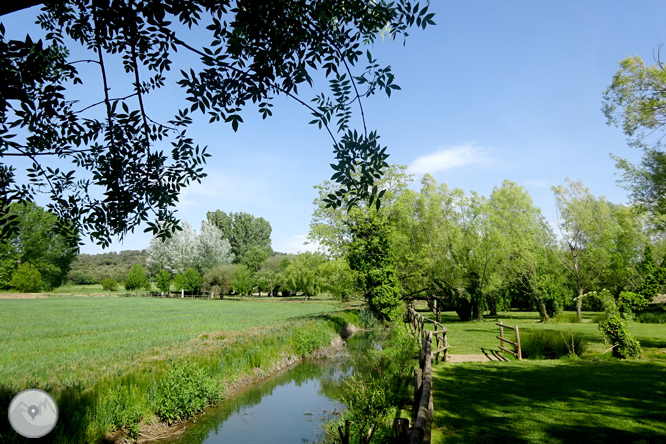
[[472, 296, 483, 322], [576, 287, 584, 322], [454, 297, 472, 321], [537, 298, 549, 322]]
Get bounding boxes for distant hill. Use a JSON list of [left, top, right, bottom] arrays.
[[68, 250, 148, 284]]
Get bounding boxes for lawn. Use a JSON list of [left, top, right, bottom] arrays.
[[420, 308, 666, 444], [0, 296, 338, 389]]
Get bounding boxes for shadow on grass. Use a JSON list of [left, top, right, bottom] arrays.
[[432, 360, 666, 444]]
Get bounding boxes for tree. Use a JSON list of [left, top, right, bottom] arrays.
[[155, 269, 172, 296], [230, 264, 254, 297], [173, 267, 202, 295], [206, 211, 272, 263], [347, 214, 401, 322], [284, 252, 327, 298], [241, 246, 270, 273], [553, 179, 619, 321], [0, 202, 78, 289], [124, 264, 150, 295], [604, 55, 666, 224], [0, 2, 434, 245], [10, 262, 42, 292], [146, 220, 233, 275]]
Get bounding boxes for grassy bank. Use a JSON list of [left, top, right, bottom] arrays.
[[421, 308, 666, 443], [0, 297, 351, 443]]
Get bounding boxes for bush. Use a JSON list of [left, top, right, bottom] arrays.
[[154, 359, 223, 424], [598, 314, 641, 359], [617, 291, 650, 319], [635, 312, 666, 324], [100, 278, 119, 291], [10, 262, 42, 292], [521, 329, 589, 359], [155, 269, 172, 295], [69, 270, 97, 285]]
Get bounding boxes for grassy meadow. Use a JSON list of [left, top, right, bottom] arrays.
[[411, 307, 666, 444], [0, 296, 346, 443]]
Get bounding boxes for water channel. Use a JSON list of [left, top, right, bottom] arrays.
[[156, 331, 382, 444]]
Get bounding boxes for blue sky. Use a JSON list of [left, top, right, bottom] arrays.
[[4, 1, 666, 254]]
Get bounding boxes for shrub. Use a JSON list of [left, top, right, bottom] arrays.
[[10, 263, 42, 292], [100, 278, 118, 291], [69, 270, 97, 285], [617, 291, 650, 319], [636, 312, 666, 324], [521, 329, 588, 359], [154, 359, 223, 424], [598, 314, 641, 359]]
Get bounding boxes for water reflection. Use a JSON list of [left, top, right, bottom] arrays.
[[157, 331, 382, 444]]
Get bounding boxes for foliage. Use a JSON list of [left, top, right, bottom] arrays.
[[347, 214, 401, 322], [230, 264, 254, 296], [284, 251, 327, 296], [10, 262, 42, 292], [155, 269, 172, 295], [124, 264, 150, 293], [358, 308, 380, 329], [292, 326, 333, 357], [617, 291, 650, 318], [636, 311, 666, 324], [319, 258, 359, 302], [520, 329, 589, 360], [339, 373, 391, 444], [206, 211, 272, 263], [203, 264, 238, 295], [604, 55, 666, 223], [0, 1, 434, 245], [100, 278, 118, 291], [598, 314, 642, 359], [241, 246, 270, 273], [553, 179, 621, 321], [147, 220, 233, 276], [2, 202, 78, 289], [173, 268, 203, 294], [154, 359, 222, 424], [68, 250, 147, 283]]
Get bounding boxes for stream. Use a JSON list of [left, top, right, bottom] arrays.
[[155, 331, 382, 444]]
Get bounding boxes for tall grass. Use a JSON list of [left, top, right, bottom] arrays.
[[521, 329, 589, 359], [636, 312, 666, 324]]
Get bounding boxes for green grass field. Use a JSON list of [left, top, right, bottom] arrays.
[[0, 296, 337, 389], [417, 308, 666, 444]]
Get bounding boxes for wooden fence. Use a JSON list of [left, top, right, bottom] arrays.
[[393, 308, 451, 444], [496, 322, 522, 360], [407, 307, 450, 363]]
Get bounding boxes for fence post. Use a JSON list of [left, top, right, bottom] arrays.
[[515, 325, 522, 361], [499, 323, 504, 348]]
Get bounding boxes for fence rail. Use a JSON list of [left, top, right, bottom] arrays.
[[394, 307, 451, 444], [496, 322, 522, 360]]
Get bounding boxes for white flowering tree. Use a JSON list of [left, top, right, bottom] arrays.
[[147, 220, 233, 277]]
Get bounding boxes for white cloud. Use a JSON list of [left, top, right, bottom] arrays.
[[408, 144, 490, 174]]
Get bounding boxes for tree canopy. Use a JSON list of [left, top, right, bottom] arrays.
[[0, 0, 434, 246]]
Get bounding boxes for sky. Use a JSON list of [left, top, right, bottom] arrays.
[[3, 1, 666, 255]]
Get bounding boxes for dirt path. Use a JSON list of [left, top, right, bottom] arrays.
[[446, 349, 509, 363]]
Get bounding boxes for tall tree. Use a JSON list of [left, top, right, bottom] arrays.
[[0, 1, 434, 245], [553, 179, 618, 321], [604, 55, 666, 224], [206, 211, 271, 263]]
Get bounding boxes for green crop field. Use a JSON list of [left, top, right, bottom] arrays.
[[0, 296, 337, 389]]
